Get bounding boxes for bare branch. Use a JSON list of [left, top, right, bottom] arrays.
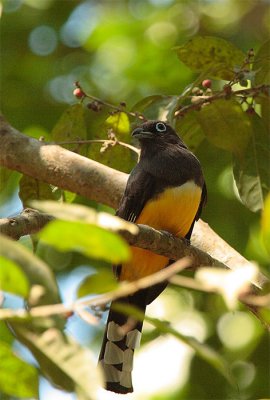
[[0, 208, 53, 240]]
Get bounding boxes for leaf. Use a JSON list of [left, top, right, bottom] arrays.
[[233, 114, 270, 212], [105, 111, 130, 136], [132, 95, 178, 124], [32, 200, 138, 234], [261, 193, 270, 255], [196, 99, 252, 156], [254, 39, 270, 85], [77, 269, 118, 297], [51, 104, 87, 150], [19, 174, 59, 207], [0, 256, 30, 298], [39, 220, 130, 264], [12, 326, 103, 398], [175, 111, 205, 151], [87, 109, 134, 173], [113, 302, 236, 387], [0, 321, 14, 345], [0, 167, 20, 205], [0, 235, 60, 305], [175, 36, 245, 80], [0, 341, 38, 398]]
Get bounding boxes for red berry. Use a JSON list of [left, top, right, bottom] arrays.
[[202, 79, 212, 89], [73, 88, 85, 99]]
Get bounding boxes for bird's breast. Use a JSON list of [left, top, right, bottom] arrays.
[[120, 180, 202, 281]]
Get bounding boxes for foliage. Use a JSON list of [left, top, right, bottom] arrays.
[[1, 1, 270, 400]]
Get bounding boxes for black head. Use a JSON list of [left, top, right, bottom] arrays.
[[132, 120, 185, 147]]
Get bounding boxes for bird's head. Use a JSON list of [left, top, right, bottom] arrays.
[[132, 120, 185, 147]]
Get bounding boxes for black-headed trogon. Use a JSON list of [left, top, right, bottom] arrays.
[[99, 120, 207, 394]]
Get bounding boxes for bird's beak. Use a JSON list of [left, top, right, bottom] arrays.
[[132, 127, 153, 139]]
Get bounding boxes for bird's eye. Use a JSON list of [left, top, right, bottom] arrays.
[[155, 122, 166, 132]]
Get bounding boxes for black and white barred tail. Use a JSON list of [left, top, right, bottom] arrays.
[[98, 294, 146, 394]]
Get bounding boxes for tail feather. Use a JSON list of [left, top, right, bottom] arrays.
[[99, 295, 146, 394]]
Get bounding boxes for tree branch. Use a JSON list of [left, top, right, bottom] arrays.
[[0, 116, 268, 290]]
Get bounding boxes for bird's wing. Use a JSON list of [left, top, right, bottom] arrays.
[[116, 165, 155, 223]]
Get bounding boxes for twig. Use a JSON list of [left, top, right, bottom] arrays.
[[0, 208, 54, 240], [74, 81, 147, 121], [174, 84, 270, 117], [0, 257, 192, 321], [55, 139, 140, 156]]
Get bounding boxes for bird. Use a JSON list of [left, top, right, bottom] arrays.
[[98, 120, 207, 394]]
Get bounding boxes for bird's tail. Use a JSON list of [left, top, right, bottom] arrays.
[[98, 294, 146, 394]]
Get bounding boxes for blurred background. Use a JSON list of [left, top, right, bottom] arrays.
[[1, 0, 270, 399]]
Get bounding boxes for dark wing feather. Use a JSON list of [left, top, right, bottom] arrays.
[[116, 165, 155, 223]]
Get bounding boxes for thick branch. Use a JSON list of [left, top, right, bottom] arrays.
[[0, 208, 54, 240], [0, 209, 224, 270], [0, 116, 268, 289], [0, 115, 126, 208]]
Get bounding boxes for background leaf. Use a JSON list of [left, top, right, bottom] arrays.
[[77, 269, 118, 297], [87, 110, 135, 173], [261, 193, 270, 255], [105, 111, 130, 135], [0, 341, 38, 398], [196, 99, 252, 155], [176, 111, 205, 151], [12, 326, 103, 398], [233, 114, 270, 212], [0, 256, 30, 298], [253, 39, 270, 85], [175, 36, 245, 80], [19, 174, 59, 207], [0, 235, 60, 305], [51, 104, 87, 153], [132, 95, 178, 124]]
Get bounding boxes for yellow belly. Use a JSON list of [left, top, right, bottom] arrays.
[[120, 181, 202, 281]]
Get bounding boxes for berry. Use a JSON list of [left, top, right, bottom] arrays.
[[73, 88, 85, 99], [202, 79, 212, 89]]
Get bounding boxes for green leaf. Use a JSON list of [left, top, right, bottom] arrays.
[[233, 114, 270, 212], [87, 110, 134, 173], [77, 269, 118, 297], [132, 95, 178, 124], [260, 96, 270, 132], [0, 256, 30, 298], [105, 111, 130, 136], [0, 235, 60, 305], [196, 99, 252, 156], [0, 322, 13, 345], [175, 36, 245, 80], [39, 220, 130, 264], [254, 39, 270, 85], [51, 103, 87, 151], [0, 167, 20, 205], [0, 341, 38, 398], [175, 111, 205, 151], [12, 326, 103, 398], [261, 193, 270, 254], [113, 302, 236, 387], [32, 200, 138, 234], [19, 174, 59, 207]]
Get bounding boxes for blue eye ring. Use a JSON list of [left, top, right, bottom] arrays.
[[156, 122, 166, 132]]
